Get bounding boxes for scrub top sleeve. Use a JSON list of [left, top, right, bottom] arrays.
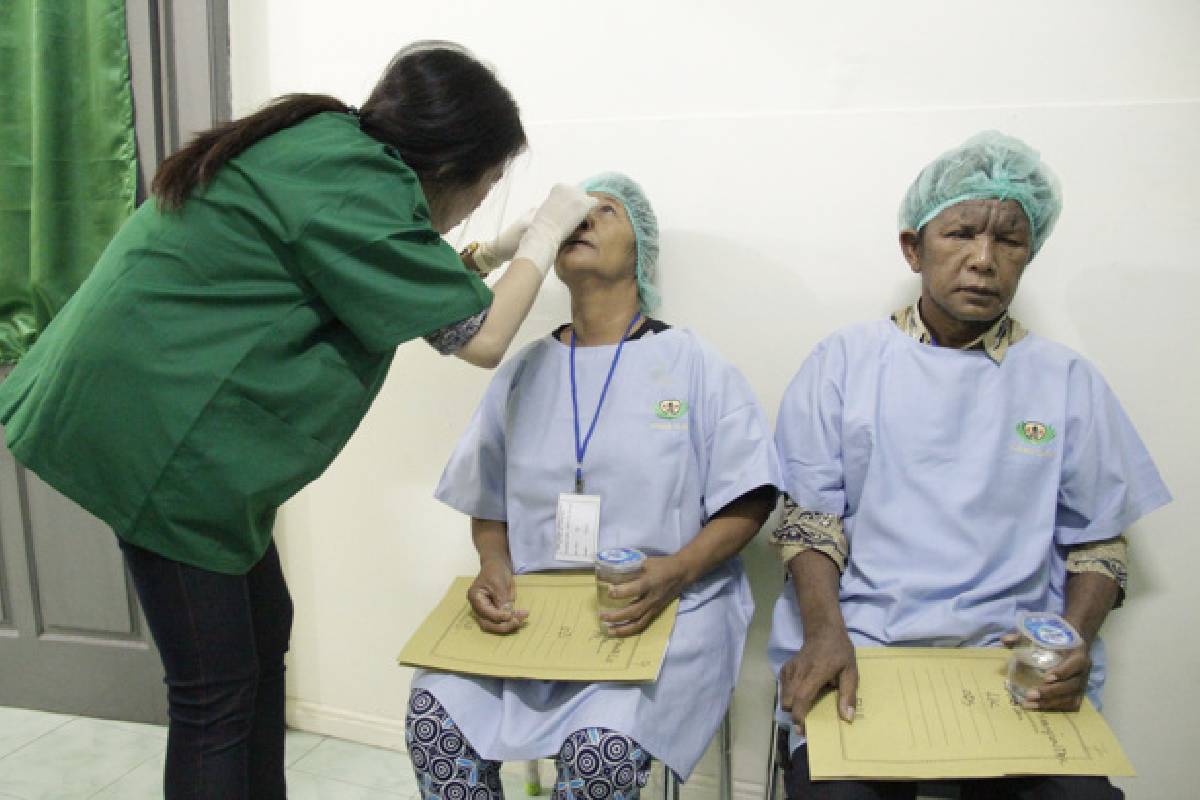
[[774, 341, 847, 516], [434, 363, 515, 521], [295, 196, 492, 353], [698, 358, 782, 519], [1055, 360, 1172, 546]]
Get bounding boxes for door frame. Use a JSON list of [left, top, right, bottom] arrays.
[[127, 0, 232, 195]]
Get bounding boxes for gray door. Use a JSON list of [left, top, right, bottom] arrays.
[[0, 0, 230, 723], [0, 407, 168, 722]]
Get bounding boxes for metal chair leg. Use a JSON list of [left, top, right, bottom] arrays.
[[765, 684, 782, 800], [661, 766, 680, 800], [524, 760, 543, 795], [658, 705, 732, 800], [718, 709, 732, 800]]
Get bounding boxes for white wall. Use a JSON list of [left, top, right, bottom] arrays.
[[230, 3, 1200, 797]]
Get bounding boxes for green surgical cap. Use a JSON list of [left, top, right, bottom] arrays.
[[580, 172, 660, 312], [899, 131, 1063, 258]]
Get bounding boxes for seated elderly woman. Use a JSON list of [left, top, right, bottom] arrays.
[[406, 173, 780, 799]]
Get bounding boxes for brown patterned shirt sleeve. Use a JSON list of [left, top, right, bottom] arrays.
[[769, 491, 1128, 605], [770, 495, 848, 572], [1066, 535, 1129, 608]]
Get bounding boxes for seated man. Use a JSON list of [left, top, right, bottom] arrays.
[[768, 131, 1171, 800], [408, 173, 780, 799]]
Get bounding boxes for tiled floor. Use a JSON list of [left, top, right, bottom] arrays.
[[0, 706, 544, 800]]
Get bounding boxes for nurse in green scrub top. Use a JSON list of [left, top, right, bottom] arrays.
[[0, 41, 594, 800]]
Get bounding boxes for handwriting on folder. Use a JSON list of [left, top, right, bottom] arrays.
[[805, 648, 1134, 780], [398, 573, 677, 682]]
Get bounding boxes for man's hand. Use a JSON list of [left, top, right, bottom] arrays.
[[779, 630, 858, 734], [468, 558, 528, 634], [599, 555, 691, 637], [1002, 632, 1090, 711]]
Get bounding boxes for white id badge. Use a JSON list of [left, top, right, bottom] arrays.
[[555, 493, 601, 563]]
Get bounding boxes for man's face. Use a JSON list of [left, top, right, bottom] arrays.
[[900, 199, 1033, 323]]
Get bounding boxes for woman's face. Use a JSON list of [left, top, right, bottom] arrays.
[[427, 166, 504, 234], [554, 192, 637, 286], [900, 198, 1033, 323]]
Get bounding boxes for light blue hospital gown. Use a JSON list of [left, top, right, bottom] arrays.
[[418, 327, 781, 779], [768, 320, 1171, 730]]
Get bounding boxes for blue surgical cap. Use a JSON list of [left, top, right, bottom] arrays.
[[899, 131, 1063, 258], [579, 172, 660, 312]]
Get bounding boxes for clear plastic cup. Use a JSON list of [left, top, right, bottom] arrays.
[[595, 548, 646, 613], [1006, 612, 1083, 704]]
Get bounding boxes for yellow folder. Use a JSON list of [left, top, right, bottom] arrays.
[[397, 573, 678, 682], [804, 648, 1134, 780]]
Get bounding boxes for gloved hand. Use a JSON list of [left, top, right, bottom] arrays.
[[513, 184, 597, 276], [469, 208, 536, 275]]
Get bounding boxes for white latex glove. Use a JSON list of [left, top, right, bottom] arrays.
[[471, 208, 536, 275], [513, 184, 597, 276]]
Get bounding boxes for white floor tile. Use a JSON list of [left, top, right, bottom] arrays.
[[0, 709, 73, 760], [88, 755, 164, 800], [0, 710, 432, 800], [89, 760, 416, 800], [502, 759, 559, 798], [290, 738, 419, 795], [501, 770, 530, 798], [0, 718, 164, 800], [286, 769, 411, 799], [89, 719, 168, 742], [286, 729, 326, 767]]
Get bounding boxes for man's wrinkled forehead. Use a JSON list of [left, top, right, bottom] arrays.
[[937, 198, 1030, 231]]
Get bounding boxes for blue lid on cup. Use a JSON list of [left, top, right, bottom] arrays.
[[596, 548, 645, 572], [1017, 612, 1082, 650]]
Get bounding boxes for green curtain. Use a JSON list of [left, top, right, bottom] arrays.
[[0, 0, 137, 364]]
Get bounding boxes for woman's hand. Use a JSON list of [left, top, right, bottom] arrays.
[[468, 557, 528, 634], [453, 187, 595, 367], [466, 209, 536, 276], [599, 555, 693, 637], [512, 184, 597, 276]]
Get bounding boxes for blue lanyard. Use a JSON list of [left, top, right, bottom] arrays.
[[570, 313, 641, 493]]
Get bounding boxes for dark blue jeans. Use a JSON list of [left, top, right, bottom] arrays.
[[121, 539, 293, 800], [787, 744, 1124, 800]]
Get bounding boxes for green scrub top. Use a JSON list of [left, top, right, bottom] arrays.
[[0, 112, 492, 574]]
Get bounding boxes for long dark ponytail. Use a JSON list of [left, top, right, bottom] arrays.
[[152, 94, 347, 210], [151, 42, 527, 211]]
